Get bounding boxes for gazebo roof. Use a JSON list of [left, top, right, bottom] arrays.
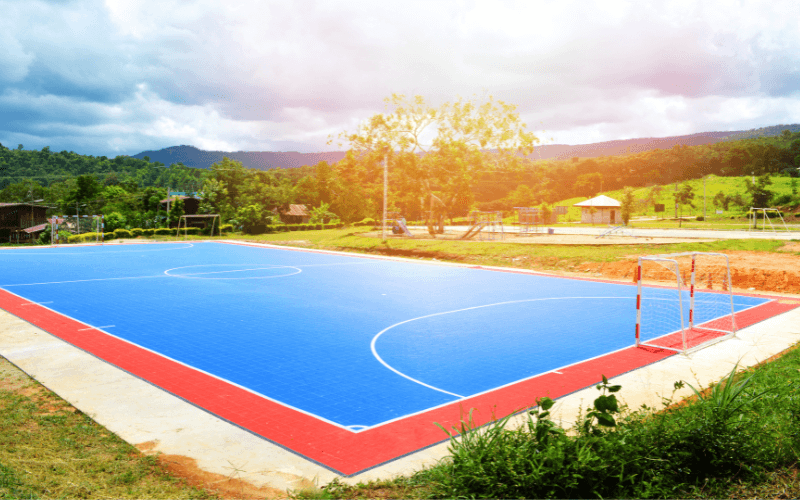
[[573, 195, 621, 208]]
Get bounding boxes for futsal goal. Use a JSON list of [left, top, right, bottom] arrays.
[[52, 215, 105, 245], [635, 252, 736, 355], [177, 214, 220, 238]]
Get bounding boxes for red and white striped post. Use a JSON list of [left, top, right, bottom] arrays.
[[689, 254, 696, 329], [635, 258, 642, 347]]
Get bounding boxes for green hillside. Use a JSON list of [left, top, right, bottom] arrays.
[[554, 175, 799, 222]]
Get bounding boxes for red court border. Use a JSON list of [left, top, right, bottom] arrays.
[[1, 243, 798, 475]]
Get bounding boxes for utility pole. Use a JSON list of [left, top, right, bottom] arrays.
[[166, 186, 170, 228], [703, 176, 707, 219], [674, 181, 678, 218], [382, 156, 388, 241]]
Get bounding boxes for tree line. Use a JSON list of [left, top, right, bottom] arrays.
[[2, 97, 799, 233]]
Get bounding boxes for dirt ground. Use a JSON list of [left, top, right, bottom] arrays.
[[135, 441, 295, 500], [365, 231, 800, 295], [563, 247, 800, 295]]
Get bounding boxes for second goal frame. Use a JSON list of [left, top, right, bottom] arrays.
[[176, 214, 220, 238], [635, 251, 737, 355]]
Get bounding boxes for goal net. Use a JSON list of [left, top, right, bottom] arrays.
[[53, 215, 104, 244], [177, 214, 220, 238], [636, 252, 737, 355]]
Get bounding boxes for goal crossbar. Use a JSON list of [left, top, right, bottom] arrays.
[[636, 251, 737, 355]]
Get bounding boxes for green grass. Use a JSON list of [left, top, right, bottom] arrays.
[[0, 358, 216, 499], [551, 175, 800, 222], [313, 345, 800, 499], [228, 228, 788, 270]]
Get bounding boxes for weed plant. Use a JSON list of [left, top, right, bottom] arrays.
[[407, 354, 800, 499]]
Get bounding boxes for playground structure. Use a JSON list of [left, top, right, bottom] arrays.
[[385, 212, 413, 237], [515, 207, 540, 234], [596, 225, 637, 239], [461, 211, 504, 240], [748, 208, 789, 233]]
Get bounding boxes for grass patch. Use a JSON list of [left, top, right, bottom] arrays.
[[0, 357, 215, 499], [314, 344, 800, 499], [228, 228, 787, 272]]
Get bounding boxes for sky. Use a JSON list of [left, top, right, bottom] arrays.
[[1, 0, 799, 157]]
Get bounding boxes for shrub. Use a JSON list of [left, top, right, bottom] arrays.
[[103, 232, 116, 240], [67, 232, 101, 243], [696, 216, 704, 221], [104, 212, 127, 232], [220, 224, 233, 233], [154, 228, 172, 236], [114, 229, 132, 239], [131, 228, 144, 237], [177, 227, 201, 236], [354, 217, 377, 227], [142, 228, 154, 236]]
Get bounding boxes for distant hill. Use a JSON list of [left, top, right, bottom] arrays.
[[529, 124, 800, 160], [132, 124, 800, 169], [131, 146, 346, 170]]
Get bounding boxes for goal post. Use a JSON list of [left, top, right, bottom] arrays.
[[177, 214, 220, 238], [636, 252, 737, 355], [748, 207, 789, 232]]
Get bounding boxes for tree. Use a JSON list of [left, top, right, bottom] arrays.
[[167, 197, 184, 227], [62, 174, 101, 215], [336, 93, 538, 236], [538, 202, 553, 225], [713, 191, 730, 211], [573, 173, 603, 198], [308, 202, 340, 224], [505, 184, 537, 208], [104, 212, 127, 232], [745, 174, 774, 208], [198, 178, 230, 219], [620, 187, 636, 225], [234, 204, 265, 234], [673, 183, 695, 227]]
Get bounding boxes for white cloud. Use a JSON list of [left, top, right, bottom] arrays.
[[1, 0, 800, 155]]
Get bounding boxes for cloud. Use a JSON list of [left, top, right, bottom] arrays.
[[0, 0, 799, 155]]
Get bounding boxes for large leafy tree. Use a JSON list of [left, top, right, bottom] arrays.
[[745, 174, 774, 208], [673, 183, 695, 227], [336, 94, 538, 234]]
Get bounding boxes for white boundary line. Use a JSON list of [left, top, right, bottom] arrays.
[[0, 287, 357, 434], [164, 264, 303, 280], [371, 297, 634, 400], [0, 240, 785, 435], [0, 242, 195, 256], [2, 275, 168, 287]]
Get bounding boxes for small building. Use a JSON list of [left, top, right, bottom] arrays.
[[573, 195, 622, 224], [0, 203, 50, 243], [278, 204, 310, 224]]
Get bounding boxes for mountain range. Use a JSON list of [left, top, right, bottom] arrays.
[[132, 123, 800, 170]]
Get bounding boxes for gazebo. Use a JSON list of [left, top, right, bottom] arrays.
[[573, 195, 621, 224]]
